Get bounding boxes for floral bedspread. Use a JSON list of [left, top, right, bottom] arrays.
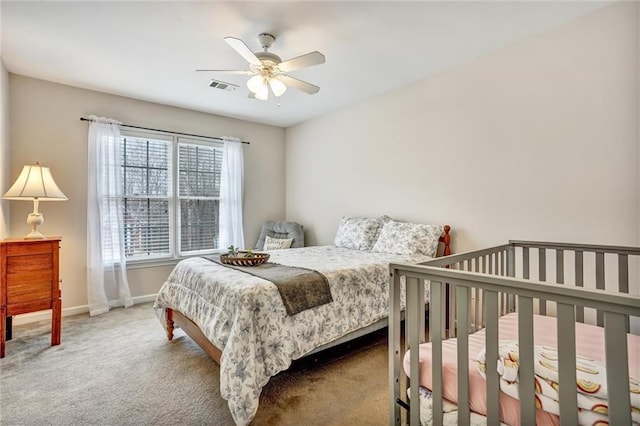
[[154, 246, 430, 425]]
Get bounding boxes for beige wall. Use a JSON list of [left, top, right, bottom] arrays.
[[0, 60, 8, 239], [8, 75, 285, 311], [286, 2, 639, 254]]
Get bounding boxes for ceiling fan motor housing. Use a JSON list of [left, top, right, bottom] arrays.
[[255, 51, 282, 66]]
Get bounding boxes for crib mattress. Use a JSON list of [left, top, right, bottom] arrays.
[[403, 313, 640, 426]]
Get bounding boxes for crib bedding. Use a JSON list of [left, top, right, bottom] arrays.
[[404, 312, 640, 426], [154, 245, 431, 425]]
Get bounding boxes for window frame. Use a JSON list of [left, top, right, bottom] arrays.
[[119, 130, 224, 267], [176, 137, 224, 257]]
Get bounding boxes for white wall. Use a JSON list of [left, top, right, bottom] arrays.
[[286, 2, 639, 255], [8, 75, 285, 311], [0, 60, 9, 239]]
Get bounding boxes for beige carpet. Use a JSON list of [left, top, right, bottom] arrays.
[[0, 302, 392, 425]]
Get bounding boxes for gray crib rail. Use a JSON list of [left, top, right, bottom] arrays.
[[389, 241, 640, 426]]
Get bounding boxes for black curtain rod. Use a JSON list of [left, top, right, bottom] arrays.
[[79, 117, 250, 145]]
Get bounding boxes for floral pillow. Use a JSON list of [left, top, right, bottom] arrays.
[[263, 235, 294, 250], [334, 215, 391, 250], [372, 220, 443, 257]]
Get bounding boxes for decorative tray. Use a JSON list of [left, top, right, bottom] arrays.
[[220, 251, 270, 267]]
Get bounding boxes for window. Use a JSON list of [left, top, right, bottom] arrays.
[[178, 142, 223, 253], [119, 132, 223, 261]]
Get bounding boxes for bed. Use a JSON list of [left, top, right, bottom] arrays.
[[389, 240, 640, 425], [153, 216, 450, 425]]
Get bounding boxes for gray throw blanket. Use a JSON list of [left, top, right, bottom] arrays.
[[204, 256, 333, 316]]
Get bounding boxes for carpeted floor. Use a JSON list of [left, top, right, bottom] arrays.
[[0, 302, 392, 425]]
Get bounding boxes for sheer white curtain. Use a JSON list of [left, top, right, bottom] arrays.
[[86, 115, 133, 316], [219, 137, 245, 249]]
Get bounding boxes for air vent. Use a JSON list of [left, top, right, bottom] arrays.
[[209, 79, 238, 91]]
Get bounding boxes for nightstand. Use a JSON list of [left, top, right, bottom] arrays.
[[0, 237, 62, 358]]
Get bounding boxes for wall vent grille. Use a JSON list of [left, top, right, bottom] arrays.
[[209, 80, 238, 91]]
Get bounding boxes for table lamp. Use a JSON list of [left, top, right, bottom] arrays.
[[3, 162, 68, 239]]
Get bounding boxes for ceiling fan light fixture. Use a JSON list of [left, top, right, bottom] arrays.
[[269, 78, 287, 97], [206, 33, 325, 100]]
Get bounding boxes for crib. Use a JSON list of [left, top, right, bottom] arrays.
[[388, 240, 640, 425]]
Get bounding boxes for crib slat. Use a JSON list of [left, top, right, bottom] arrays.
[[388, 270, 402, 426], [490, 253, 494, 274], [518, 297, 536, 426], [575, 251, 584, 323], [523, 247, 530, 279], [418, 278, 425, 344], [407, 277, 421, 426], [484, 291, 500, 425], [604, 312, 632, 425], [618, 254, 630, 332], [474, 258, 481, 330], [618, 254, 629, 293], [596, 252, 605, 326], [449, 284, 456, 338], [474, 288, 480, 331], [430, 281, 444, 426], [507, 246, 516, 312], [539, 248, 547, 315], [557, 303, 578, 425], [456, 286, 470, 426]]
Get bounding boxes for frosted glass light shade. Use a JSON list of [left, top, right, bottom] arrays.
[[269, 78, 287, 97], [3, 163, 67, 201], [247, 75, 269, 101]]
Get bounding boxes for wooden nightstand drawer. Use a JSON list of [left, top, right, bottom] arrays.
[[7, 254, 53, 272], [6, 242, 54, 256], [7, 273, 53, 303]]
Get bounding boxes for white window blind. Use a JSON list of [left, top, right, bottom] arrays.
[[113, 133, 224, 262], [121, 135, 172, 260], [178, 140, 224, 253]]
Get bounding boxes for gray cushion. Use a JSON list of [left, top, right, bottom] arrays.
[[255, 221, 304, 250]]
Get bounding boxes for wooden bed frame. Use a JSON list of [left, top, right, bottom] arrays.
[[164, 225, 451, 366], [389, 240, 640, 425]]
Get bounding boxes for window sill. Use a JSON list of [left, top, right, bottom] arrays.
[[126, 258, 181, 270], [126, 251, 225, 270]]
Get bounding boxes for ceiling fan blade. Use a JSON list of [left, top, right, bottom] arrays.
[[224, 37, 262, 67], [276, 75, 320, 95], [278, 51, 325, 73], [195, 69, 255, 75]]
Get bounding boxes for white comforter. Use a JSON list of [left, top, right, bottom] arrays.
[[154, 245, 430, 425]]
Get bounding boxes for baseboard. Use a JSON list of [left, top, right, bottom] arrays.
[[11, 294, 158, 326]]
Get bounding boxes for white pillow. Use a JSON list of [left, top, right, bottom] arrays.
[[263, 235, 294, 250], [333, 215, 391, 250], [372, 220, 443, 257]]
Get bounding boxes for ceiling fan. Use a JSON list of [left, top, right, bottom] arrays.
[[197, 33, 325, 101]]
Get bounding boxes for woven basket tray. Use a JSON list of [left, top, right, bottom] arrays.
[[220, 251, 270, 267]]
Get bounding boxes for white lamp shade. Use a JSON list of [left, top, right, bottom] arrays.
[[3, 163, 67, 201], [246, 75, 269, 101], [269, 78, 287, 97]]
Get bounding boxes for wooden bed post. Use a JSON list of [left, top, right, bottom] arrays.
[[166, 308, 174, 341], [441, 225, 451, 257]]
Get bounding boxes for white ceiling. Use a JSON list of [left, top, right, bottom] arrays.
[[1, 1, 607, 128]]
